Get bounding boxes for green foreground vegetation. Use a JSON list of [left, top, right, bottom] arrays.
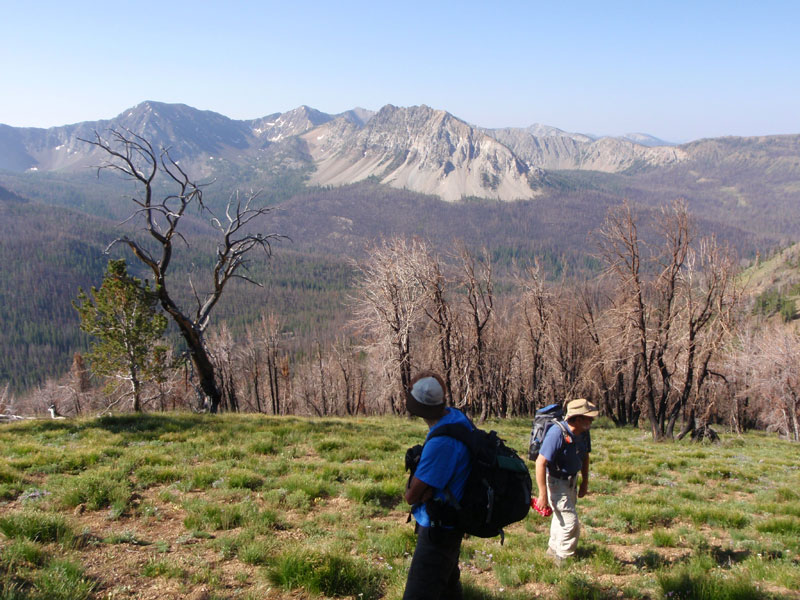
[[1, 414, 799, 599]]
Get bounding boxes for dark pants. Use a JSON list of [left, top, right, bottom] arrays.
[[403, 526, 463, 600]]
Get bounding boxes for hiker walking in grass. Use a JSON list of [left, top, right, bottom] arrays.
[[535, 398, 598, 564], [403, 371, 472, 600]]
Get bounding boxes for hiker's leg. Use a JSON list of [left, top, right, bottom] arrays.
[[403, 527, 463, 600], [442, 552, 463, 600], [547, 477, 580, 558]]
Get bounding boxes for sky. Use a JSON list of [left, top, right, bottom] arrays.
[[1, 1, 799, 142]]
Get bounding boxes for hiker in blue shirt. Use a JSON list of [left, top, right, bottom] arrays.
[[535, 398, 598, 564], [403, 371, 471, 600]]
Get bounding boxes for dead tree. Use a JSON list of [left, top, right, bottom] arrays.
[[352, 238, 429, 413], [460, 247, 494, 421], [667, 236, 739, 438], [418, 251, 458, 408], [81, 129, 283, 413], [579, 281, 640, 426], [735, 326, 800, 442], [597, 202, 658, 434], [261, 313, 284, 415], [598, 200, 738, 440], [516, 263, 553, 412]]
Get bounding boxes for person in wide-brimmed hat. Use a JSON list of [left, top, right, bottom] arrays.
[[535, 398, 599, 564], [403, 371, 472, 600]]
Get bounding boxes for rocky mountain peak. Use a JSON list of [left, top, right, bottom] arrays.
[[303, 104, 539, 201], [249, 105, 332, 142]]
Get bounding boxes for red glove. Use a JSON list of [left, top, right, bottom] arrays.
[[531, 497, 553, 516]]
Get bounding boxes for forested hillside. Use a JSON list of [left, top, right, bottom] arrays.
[[4, 170, 771, 396], [0, 181, 355, 392], [0, 189, 111, 390]]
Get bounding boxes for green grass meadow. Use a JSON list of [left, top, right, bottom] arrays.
[[1, 414, 799, 599]]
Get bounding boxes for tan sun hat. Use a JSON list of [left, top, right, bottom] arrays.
[[565, 398, 599, 419]]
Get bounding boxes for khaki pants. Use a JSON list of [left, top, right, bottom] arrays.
[[546, 474, 580, 558]]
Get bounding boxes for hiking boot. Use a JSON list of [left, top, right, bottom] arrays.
[[546, 547, 565, 566]]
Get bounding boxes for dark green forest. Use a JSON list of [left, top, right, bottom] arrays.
[[0, 182, 355, 392]]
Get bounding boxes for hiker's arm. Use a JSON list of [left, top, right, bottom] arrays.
[[405, 476, 433, 505], [578, 454, 590, 497], [535, 454, 549, 508]]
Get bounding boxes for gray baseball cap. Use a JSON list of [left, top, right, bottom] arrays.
[[406, 376, 446, 419]]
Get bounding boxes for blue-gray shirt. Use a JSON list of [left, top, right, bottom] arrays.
[[539, 421, 591, 478]]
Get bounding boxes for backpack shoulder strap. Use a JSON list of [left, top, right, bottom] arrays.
[[423, 421, 476, 512], [554, 420, 573, 444], [426, 422, 476, 455]]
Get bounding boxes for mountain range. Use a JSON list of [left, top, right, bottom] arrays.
[[3, 100, 783, 203]]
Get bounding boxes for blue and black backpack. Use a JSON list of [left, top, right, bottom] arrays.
[[528, 403, 572, 461], [411, 420, 532, 542]]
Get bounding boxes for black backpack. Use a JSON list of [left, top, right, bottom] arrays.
[[528, 403, 570, 461], [422, 422, 532, 542]]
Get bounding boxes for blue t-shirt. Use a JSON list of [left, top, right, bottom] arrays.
[[539, 421, 591, 478], [411, 407, 472, 527]]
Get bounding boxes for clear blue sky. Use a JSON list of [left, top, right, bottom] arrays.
[[2, 0, 798, 142]]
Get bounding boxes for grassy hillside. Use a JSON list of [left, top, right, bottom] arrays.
[[1, 414, 798, 599], [738, 242, 800, 323]]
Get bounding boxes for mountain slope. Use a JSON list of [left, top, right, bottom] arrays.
[[486, 126, 687, 172], [303, 105, 541, 201]]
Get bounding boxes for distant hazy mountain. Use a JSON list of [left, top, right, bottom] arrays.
[[484, 126, 685, 172], [620, 132, 673, 147]]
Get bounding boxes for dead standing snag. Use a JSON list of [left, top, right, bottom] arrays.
[[81, 128, 284, 413]]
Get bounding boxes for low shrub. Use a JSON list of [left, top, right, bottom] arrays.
[[53, 468, 131, 512], [0, 483, 24, 501], [580, 544, 623, 574], [557, 573, 614, 600], [247, 438, 278, 455], [33, 451, 102, 475], [239, 539, 275, 565], [267, 550, 384, 600], [227, 469, 264, 490], [183, 500, 246, 531], [0, 511, 74, 544], [616, 505, 676, 532], [657, 566, 767, 600], [755, 516, 800, 536], [134, 465, 183, 488], [0, 539, 48, 570], [634, 549, 666, 570], [363, 526, 416, 559], [141, 558, 186, 579], [652, 528, 677, 547], [345, 482, 403, 508], [30, 559, 96, 600], [689, 507, 750, 529], [596, 464, 656, 483]]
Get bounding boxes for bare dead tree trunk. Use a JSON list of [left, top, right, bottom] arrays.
[[423, 257, 457, 408], [460, 247, 493, 422], [597, 202, 663, 438]]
